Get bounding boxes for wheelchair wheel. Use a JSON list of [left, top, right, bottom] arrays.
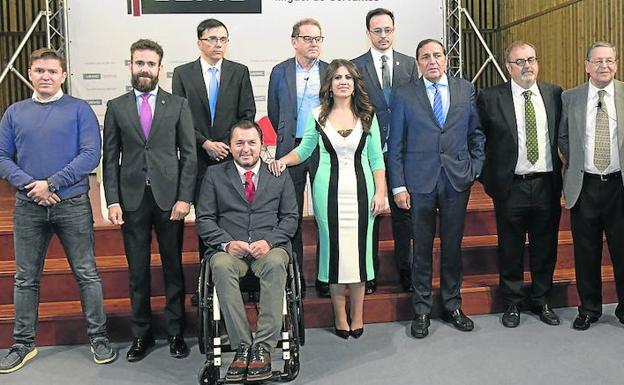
[[291, 258, 306, 347], [197, 259, 207, 354], [283, 345, 300, 381], [197, 359, 219, 385]]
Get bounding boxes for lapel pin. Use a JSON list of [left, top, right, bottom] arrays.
[[396, 61, 400, 66], [161, 100, 165, 104]]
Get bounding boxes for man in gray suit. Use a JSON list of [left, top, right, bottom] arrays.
[[559, 41, 624, 330], [387, 39, 485, 339], [196, 120, 298, 382], [267, 18, 328, 296], [103, 39, 197, 361], [352, 7, 416, 294]]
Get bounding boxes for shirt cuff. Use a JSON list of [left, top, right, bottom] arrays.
[[107, 203, 121, 209], [392, 186, 407, 195]]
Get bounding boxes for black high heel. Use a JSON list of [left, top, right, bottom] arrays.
[[334, 328, 350, 339], [350, 328, 364, 339]]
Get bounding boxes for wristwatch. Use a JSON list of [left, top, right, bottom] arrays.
[[47, 178, 58, 194]]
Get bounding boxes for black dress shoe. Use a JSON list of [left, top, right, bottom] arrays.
[[532, 304, 560, 326], [572, 314, 599, 330], [442, 308, 474, 332], [316, 280, 330, 298], [334, 328, 350, 339], [168, 335, 189, 358], [350, 328, 364, 339], [502, 305, 520, 328], [399, 269, 414, 292], [410, 314, 430, 338], [126, 336, 156, 362], [365, 279, 376, 295]]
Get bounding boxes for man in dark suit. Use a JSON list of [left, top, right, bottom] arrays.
[[352, 7, 415, 294], [172, 19, 256, 283], [388, 39, 485, 339], [559, 41, 624, 330], [103, 39, 197, 361], [196, 120, 298, 382], [477, 41, 562, 328], [267, 18, 328, 297]]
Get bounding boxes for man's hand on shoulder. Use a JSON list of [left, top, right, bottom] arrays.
[[226, 241, 253, 258], [250, 240, 271, 259]]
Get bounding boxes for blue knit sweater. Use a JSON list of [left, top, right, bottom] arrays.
[[0, 95, 101, 201]]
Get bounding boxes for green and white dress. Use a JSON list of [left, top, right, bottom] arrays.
[[295, 107, 385, 284]]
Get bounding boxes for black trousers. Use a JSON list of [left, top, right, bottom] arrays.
[[122, 187, 185, 338], [571, 173, 624, 317], [410, 171, 470, 314], [493, 174, 560, 306], [372, 156, 413, 276]]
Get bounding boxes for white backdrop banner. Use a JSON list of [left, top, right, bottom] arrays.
[[68, 0, 444, 123]]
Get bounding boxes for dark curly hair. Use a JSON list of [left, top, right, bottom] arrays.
[[317, 59, 375, 133]]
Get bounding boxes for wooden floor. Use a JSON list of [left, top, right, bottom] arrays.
[[0, 176, 616, 348]]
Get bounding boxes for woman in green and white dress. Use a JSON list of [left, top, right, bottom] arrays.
[[270, 59, 386, 339]]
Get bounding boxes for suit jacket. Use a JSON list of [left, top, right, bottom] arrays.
[[102, 88, 197, 211], [477, 80, 563, 202], [267, 57, 329, 158], [195, 160, 299, 261], [351, 49, 416, 148], [558, 79, 624, 208], [387, 76, 485, 194], [172, 58, 256, 175]]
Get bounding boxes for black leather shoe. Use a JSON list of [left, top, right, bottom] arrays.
[[410, 314, 430, 338], [334, 328, 350, 339], [615, 304, 624, 324], [191, 291, 199, 307], [365, 279, 377, 294], [168, 335, 189, 358], [502, 305, 520, 328], [572, 314, 599, 330], [316, 280, 330, 298], [350, 328, 364, 339], [442, 308, 474, 332], [399, 269, 414, 292], [532, 304, 560, 326], [126, 336, 155, 362], [247, 344, 272, 382], [225, 343, 250, 382]]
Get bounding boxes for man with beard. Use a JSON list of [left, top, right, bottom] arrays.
[[477, 41, 563, 328], [103, 39, 197, 361]]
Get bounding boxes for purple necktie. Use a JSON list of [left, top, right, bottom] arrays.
[[139, 93, 152, 139]]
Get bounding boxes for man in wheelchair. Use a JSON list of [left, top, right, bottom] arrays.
[[196, 120, 299, 382]]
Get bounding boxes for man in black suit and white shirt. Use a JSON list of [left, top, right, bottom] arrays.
[[196, 120, 298, 382], [352, 8, 416, 294], [477, 41, 563, 328], [103, 39, 197, 361]]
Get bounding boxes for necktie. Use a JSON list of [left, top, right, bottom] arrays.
[[139, 93, 152, 139], [432, 83, 445, 127], [244, 171, 255, 203], [523, 90, 538, 164], [594, 90, 610, 172], [208, 67, 219, 125], [381, 55, 391, 105]]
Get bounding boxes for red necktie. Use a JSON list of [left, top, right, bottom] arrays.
[[244, 171, 255, 203]]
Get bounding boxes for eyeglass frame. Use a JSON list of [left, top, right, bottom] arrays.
[[292, 35, 324, 44], [369, 27, 395, 37], [507, 57, 538, 67], [587, 58, 618, 67], [199, 36, 230, 45]]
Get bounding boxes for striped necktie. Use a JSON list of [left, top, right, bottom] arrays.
[[432, 83, 445, 127]]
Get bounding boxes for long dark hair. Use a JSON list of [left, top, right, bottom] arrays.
[[317, 59, 375, 133]]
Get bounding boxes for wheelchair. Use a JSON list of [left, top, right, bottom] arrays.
[[197, 252, 305, 384]]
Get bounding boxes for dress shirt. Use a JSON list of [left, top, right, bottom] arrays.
[[370, 48, 394, 87], [32, 89, 64, 103], [584, 80, 620, 174], [295, 59, 321, 138], [511, 80, 552, 174], [134, 87, 158, 118], [200, 57, 223, 101]]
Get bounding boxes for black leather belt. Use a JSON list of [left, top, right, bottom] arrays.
[[585, 172, 621, 182], [513, 172, 552, 180]]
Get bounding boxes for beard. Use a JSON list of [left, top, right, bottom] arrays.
[[131, 71, 159, 92]]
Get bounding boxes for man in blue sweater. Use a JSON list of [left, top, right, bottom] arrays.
[[0, 48, 116, 373]]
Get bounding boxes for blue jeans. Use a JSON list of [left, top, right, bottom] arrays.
[[12, 194, 107, 344]]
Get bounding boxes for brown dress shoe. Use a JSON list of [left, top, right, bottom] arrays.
[[225, 343, 250, 382], [246, 344, 272, 382]]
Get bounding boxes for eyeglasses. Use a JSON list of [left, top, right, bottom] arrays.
[[507, 57, 538, 66], [294, 35, 324, 43], [369, 27, 394, 37], [133, 60, 159, 69], [199, 36, 229, 45], [588, 58, 617, 67]]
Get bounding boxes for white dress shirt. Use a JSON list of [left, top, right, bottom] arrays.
[[32, 89, 64, 103], [370, 48, 394, 87], [200, 57, 223, 100], [510, 80, 552, 174], [584, 80, 620, 174]]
